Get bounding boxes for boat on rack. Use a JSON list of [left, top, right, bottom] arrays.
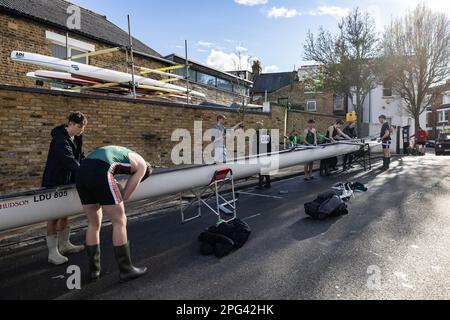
[[0, 141, 379, 232], [11, 51, 206, 98]]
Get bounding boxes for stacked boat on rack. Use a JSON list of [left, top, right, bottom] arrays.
[[11, 51, 206, 99]]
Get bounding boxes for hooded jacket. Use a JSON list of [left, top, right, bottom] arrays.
[[42, 125, 84, 188]]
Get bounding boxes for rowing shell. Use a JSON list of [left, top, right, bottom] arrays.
[[11, 51, 206, 98], [0, 141, 378, 232]]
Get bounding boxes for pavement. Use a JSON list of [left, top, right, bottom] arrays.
[[0, 152, 449, 300]]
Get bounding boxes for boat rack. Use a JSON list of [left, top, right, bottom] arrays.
[[180, 168, 237, 224], [350, 143, 373, 171]]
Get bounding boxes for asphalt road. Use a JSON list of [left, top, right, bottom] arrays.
[[0, 153, 449, 300]]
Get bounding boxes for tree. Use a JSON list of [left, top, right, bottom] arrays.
[[304, 8, 381, 136], [382, 3, 450, 132]]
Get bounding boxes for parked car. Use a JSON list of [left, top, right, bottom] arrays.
[[435, 133, 450, 156], [426, 140, 436, 148]]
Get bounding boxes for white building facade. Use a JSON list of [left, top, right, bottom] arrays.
[[347, 85, 427, 153]]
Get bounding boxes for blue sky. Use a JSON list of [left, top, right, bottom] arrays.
[[71, 0, 449, 73]]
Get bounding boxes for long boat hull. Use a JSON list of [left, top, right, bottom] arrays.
[[11, 51, 206, 98], [0, 142, 377, 232]]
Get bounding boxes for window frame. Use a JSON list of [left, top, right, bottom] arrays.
[[438, 110, 449, 123], [307, 100, 317, 112], [333, 95, 345, 111]]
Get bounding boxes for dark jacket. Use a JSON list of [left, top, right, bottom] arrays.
[[42, 125, 84, 188], [343, 126, 356, 139]]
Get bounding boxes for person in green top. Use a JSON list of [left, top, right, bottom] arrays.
[[76, 146, 152, 282], [303, 119, 318, 181]]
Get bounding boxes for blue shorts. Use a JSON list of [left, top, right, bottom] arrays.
[[382, 140, 391, 150]]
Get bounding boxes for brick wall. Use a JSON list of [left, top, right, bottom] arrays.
[[0, 86, 340, 194], [266, 82, 334, 115]]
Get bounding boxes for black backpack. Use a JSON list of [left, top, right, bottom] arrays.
[[198, 219, 251, 258], [304, 190, 348, 220]]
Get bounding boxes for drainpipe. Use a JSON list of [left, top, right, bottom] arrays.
[[284, 105, 288, 149]]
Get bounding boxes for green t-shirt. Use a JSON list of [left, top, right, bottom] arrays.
[[87, 146, 132, 166], [305, 129, 315, 145]]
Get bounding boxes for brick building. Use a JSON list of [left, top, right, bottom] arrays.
[[0, 0, 341, 194], [426, 80, 450, 138], [0, 0, 250, 106], [251, 66, 341, 117]]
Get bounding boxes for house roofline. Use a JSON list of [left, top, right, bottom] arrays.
[[165, 53, 253, 85], [0, 6, 164, 61]]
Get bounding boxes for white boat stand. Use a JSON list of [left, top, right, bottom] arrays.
[[180, 168, 237, 224]]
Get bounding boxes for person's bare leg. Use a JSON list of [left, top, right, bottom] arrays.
[[309, 163, 314, 177], [103, 203, 128, 246], [84, 205, 103, 246], [304, 164, 309, 179], [47, 220, 57, 235], [57, 218, 68, 232]]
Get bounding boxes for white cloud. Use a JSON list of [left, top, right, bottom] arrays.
[[234, 0, 268, 6], [197, 41, 214, 48], [266, 6, 301, 18], [236, 45, 248, 52], [206, 50, 252, 71], [264, 65, 280, 73], [264, 5, 350, 20], [308, 6, 350, 19]]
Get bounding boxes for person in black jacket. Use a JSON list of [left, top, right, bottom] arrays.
[[43, 112, 87, 265]]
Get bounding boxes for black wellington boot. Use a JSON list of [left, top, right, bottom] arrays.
[[379, 158, 387, 171], [113, 242, 147, 282], [86, 245, 101, 282]]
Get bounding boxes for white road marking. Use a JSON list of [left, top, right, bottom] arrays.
[[237, 191, 283, 200], [243, 214, 262, 221]]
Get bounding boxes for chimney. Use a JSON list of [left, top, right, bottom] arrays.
[[252, 60, 262, 77]]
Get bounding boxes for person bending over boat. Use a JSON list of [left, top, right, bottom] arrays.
[[324, 120, 352, 172], [42, 112, 87, 265], [75, 146, 152, 282], [303, 120, 317, 181], [327, 120, 352, 143]]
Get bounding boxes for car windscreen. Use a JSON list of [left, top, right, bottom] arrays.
[[439, 134, 450, 141]]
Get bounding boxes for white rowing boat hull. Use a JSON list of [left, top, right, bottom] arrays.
[[11, 51, 206, 98], [27, 70, 99, 86], [0, 142, 373, 232]]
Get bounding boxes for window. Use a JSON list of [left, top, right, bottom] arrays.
[[443, 93, 450, 105], [52, 44, 88, 64], [233, 84, 248, 96], [46, 31, 94, 65], [173, 67, 196, 81], [383, 80, 393, 97], [197, 72, 217, 87], [333, 95, 345, 111], [217, 78, 233, 92], [438, 110, 449, 123], [307, 101, 317, 112]]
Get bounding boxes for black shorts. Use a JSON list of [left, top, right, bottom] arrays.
[[417, 141, 426, 146], [76, 159, 123, 206], [382, 140, 392, 150]]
